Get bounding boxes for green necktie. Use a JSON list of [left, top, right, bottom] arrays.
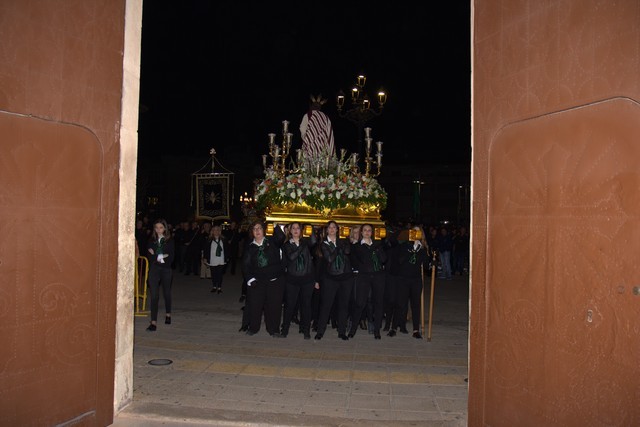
[[215, 240, 222, 257], [409, 251, 417, 265], [372, 249, 381, 271], [296, 253, 305, 272], [257, 245, 268, 267]]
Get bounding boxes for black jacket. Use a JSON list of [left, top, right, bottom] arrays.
[[283, 236, 317, 280], [320, 237, 353, 280], [388, 241, 427, 278], [145, 236, 175, 269], [241, 227, 286, 282], [350, 239, 387, 274]]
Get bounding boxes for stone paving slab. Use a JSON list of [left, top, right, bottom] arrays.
[[112, 270, 469, 426]]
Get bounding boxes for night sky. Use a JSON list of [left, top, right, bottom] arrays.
[[137, 2, 471, 168]]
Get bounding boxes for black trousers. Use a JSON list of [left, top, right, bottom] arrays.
[[316, 276, 352, 336], [281, 277, 315, 335], [209, 264, 225, 288], [383, 274, 397, 328], [393, 275, 423, 331], [148, 266, 172, 322], [349, 272, 385, 335], [247, 277, 284, 335]]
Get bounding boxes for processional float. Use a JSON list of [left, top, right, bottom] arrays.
[[254, 118, 388, 239]]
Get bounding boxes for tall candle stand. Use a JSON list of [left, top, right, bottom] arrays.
[[375, 141, 383, 176], [266, 120, 293, 177], [363, 127, 383, 177]]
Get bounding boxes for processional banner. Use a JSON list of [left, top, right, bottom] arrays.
[[195, 173, 231, 220]]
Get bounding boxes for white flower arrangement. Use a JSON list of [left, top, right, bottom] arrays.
[[255, 167, 387, 212]]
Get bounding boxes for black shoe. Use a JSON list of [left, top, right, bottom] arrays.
[[314, 333, 323, 340], [146, 324, 156, 331], [338, 333, 349, 341], [271, 332, 284, 338], [387, 329, 396, 337], [347, 332, 355, 339], [374, 332, 381, 340], [280, 329, 289, 338], [239, 325, 248, 332], [304, 333, 311, 340], [399, 327, 409, 334], [238, 295, 246, 303], [165, 316, 171, 325], [412, 331, 423, 339], [246, 330, 257, 336]]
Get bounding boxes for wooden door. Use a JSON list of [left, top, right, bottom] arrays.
[[0, 113, 105, 425], [484, 98, 640, 426]]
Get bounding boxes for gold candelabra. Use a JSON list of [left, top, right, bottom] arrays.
[[263, 120, 293, 177], [261, 121, 382, 178], [363, 127, 383, 177]]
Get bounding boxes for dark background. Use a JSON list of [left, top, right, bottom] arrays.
[[136, 2, 471, 224]]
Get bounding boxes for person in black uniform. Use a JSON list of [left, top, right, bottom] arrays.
[[280, 222, 318, 339], [387, 226, 427, 338], [348, 223, 388, 340], [241, 221, 286, 337], [145, 218, 175, 331], [314, 220, 353, 341]]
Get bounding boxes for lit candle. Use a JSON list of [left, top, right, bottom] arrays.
[[262, 154, 267, 168], [282, 120, 289, 134], [376, 141, 383, 153], [364, 127, 371, 138]]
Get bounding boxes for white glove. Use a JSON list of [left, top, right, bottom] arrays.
[[413, 241, 422, 251], [157, 254, 165, 263]]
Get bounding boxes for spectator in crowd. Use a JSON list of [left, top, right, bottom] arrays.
[[453, 225, 469, 275], [223, 220, 241, 276], [203, 224, 228, 294], [437, 226, 453, 280]]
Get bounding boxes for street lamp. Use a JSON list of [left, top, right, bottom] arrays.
[[336, 74, 387, 156]]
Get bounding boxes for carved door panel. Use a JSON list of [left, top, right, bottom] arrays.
[[485, 98, 640, 426], [0, 113, 104, 425]]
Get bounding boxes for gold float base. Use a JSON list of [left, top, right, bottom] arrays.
[[264, 202, 385, 236]]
